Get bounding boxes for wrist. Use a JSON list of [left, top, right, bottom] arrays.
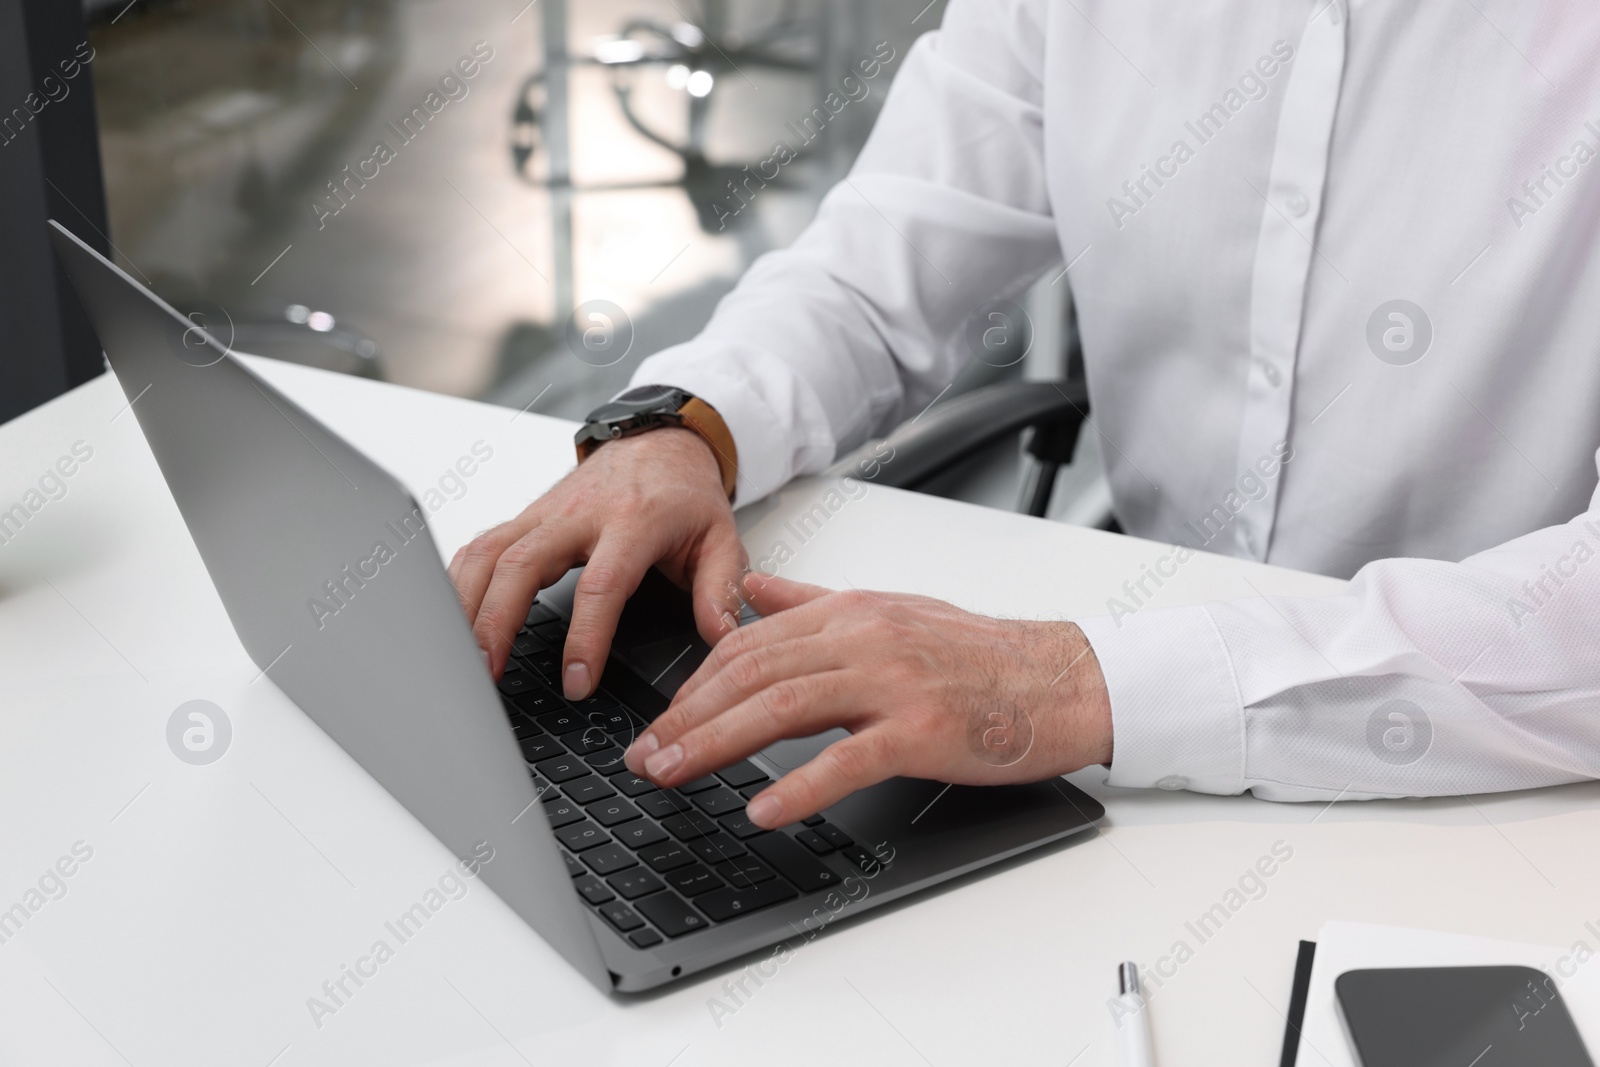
[[1041, 621, 1113, 768], [577, 387, 738, 499], [597, 425, 726, 493]]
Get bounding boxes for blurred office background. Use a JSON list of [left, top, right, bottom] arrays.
[[76, 0, 1107, 521]]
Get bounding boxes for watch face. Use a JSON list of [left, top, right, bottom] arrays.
[[615, 384, 680, 405], [586, 386, 685, 424]]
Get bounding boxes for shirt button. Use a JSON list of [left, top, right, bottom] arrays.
[[1242, 527, 1258, 554], [1285, 192, 1310, 218], [1156, 775, 1188, 791], [1257, 359, 1282, 387]]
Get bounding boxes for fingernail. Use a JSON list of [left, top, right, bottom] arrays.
[[624, 733, 659, 773], [746, 793, 783, 827], [563, 662, 592, 700], [720, 611, 739, 633], [644, 743, 683, 780]]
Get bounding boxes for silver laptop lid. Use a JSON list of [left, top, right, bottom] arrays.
[[47, 220, 611, 992]]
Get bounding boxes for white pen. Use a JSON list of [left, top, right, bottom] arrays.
[[1113, 961, 1157, 1067]]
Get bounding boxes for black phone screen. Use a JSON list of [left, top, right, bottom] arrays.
[[1335, 966, 1594, 1067]]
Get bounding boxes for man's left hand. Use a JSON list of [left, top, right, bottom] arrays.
[[623, 572, 1113, 828]]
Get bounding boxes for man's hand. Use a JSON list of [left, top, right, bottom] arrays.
[[624, 573, 1113, 828], [448, 427, 744, 697]]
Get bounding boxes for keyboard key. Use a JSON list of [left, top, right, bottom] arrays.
[[541, 795, 585, 829], [563, 775, 617, 806], [662, 811, 719, 841], [512, 631, 550, 658], [566, 728, 615, 755], [738, 783, 769, 800], [687, 832, 747, 865], [554, 820, 608, 852], [608, 771, 658, 798], [677, 775, 721, 795], [583, 747, 629, 774], [716, 760, 770, 788], [636, 841, 696, 872], [574, 874, 614, 905], [586, 797, 641, 827], [694, 880, 798, 922], [717, 811, 769, 840], [511, 690, 567, 717], [613, 820, 669, 850], [497, 670, 539, 697], [525, 653, 562, 680], [839, 845, 886, 873], [582, 843, 637, 875], [530, 618, 566, 642], [795, 829, 834, 855], [519, 734, 565, 764], [714, 856, 776, 889], [590, 709, 633, 735], [536, 709, 587, 736], [747, 832, 840, 893], [570, 692, 622, 715], [815, 823, 854, 849], [635, 891, 711, 937], [599, 900, 644, 932], [606, 868, 664, 900], [628, 928, 664, 948], [692, 786, 747, 816], [510, 720, 543, 743], [664, 863, 723, 897], [534, 753, 588, 783], [638, 791, 695, 819], [561, 851, 584, 878], [801, 814, 826, 827]]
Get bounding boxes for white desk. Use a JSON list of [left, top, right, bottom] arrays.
[[3, 362, 1596, 1067]]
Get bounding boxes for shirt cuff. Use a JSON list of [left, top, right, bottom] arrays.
[[627, 345, 826, 508], [1074, 604, 1247, 795]]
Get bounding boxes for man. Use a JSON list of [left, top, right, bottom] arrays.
[[449, 0, 1600, 829]]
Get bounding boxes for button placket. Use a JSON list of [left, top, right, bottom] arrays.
[[1235, 0, 1349, 561]]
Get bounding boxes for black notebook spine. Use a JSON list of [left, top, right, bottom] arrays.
[[1279, 940, 1318, 1067]]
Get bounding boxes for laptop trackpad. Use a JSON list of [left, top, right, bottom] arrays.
[[759, 729, 849, 771]]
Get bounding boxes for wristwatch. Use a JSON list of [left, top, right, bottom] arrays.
[[575, 385, 738, 499]]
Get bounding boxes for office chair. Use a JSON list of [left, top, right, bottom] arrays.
[[827, 301, 1111, 524]]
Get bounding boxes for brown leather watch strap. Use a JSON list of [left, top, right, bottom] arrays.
[[677, 396, 738, 500]]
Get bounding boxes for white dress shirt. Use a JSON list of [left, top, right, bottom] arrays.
[[630, 0, 1600, 801]]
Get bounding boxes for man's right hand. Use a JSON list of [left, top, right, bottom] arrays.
[[447, 426, 746, 699]]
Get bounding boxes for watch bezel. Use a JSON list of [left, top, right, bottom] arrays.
[[575, 387, 694, 452]]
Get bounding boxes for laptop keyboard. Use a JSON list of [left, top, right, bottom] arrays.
[[495, 602, 883, 949]]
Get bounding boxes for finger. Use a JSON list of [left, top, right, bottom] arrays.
[[560, 533, 661, 700], [744, 727, 906, 828], [449, 521, 529, 625], [741, 571, 832, 615], [688, 521, 748, 647], [665, 600, 827, 711], [473, 521, 591, 676], [647, 632, 834, 746], [636, 670, 855, 787]]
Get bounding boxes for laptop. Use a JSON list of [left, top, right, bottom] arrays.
[[48, 220, 1105, 993]]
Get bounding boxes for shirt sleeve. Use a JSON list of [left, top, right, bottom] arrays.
[[1077, 448, 1600, 802], [627, 0, 1064, 505]]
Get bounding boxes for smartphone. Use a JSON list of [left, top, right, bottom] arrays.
[[1336, 966, 1594, 1067]]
